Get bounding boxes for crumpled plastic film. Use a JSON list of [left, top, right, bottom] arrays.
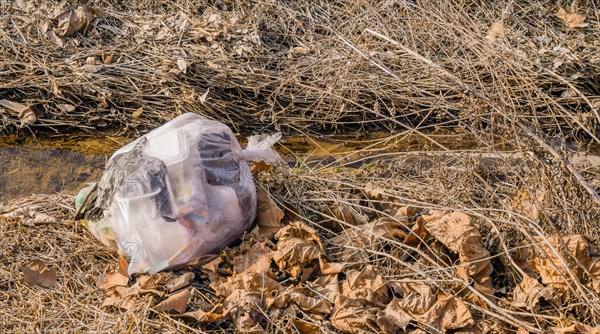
[[82, 113, 281, 274]]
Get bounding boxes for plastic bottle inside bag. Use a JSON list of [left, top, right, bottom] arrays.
[[81, 113, 281, 274]]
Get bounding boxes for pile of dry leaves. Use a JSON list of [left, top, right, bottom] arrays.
[[2, 148, 600, 333], [81, 186, 600, 333]]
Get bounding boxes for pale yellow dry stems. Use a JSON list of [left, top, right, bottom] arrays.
[[0, 0, 598, 138], [1, 0, 600, 333]]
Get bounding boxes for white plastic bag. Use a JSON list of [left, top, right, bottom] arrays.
[[83, 113, 281, 274]]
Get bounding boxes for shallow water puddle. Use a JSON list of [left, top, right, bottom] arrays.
[[0, 131, 471, 201], [0, 145, 108, 202], [2, 130, 594, 202], [0, 135, 126, 202]]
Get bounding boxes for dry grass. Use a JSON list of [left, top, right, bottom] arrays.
[[1, 151, 599, 332], [0, 0, 599, 137], [2, 0, 600, 333]]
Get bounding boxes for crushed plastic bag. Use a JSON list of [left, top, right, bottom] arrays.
[[77, 113, 281, 274]]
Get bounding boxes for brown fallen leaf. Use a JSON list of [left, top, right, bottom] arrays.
[[512, 188, 544, 222], [101, 277, 164, 310], [531, 234, 591, 289], [376, 296, 412, 333], [137, 271, 194, 293], [98, 270, 129, 290], [175, 306, 227, 323], [331, 217, 407, 262], [545, 323, 600, 334], [233, 242, 272, 274], [423, 211, 493, 282], [341, 266, 389, 306], [331, 295, 380, 334], [272, 286, 333, 314], [289, 319, 321, 334], [212, 271, 284, 299], [54, 6, 96, 37], [486, 21, 506, 43], [511, 274, 559, 310], [556, 8, 586, 29], [254, 188, 284, 239], [393, 282, 436, 314], [319, 258, 345, 275], [382, 293, 475, 333], [163, 272, 195, 292], [154, 289, 191, 313], [201, 256, 224, 282], [587, 257, 600, 294], [22, 260, 57, 288], [312, 274, 340, 301], [102, 291, 137, 310], [329, 201, 368, 226], [403, 215, 429, 247], [273, 222, 323, 277], [0, 99, 37, 126]]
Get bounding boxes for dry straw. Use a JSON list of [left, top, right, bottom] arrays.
[[1, 0, 600, 333]]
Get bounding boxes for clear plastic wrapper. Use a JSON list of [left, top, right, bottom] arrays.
[[81, 113, 280, 274]]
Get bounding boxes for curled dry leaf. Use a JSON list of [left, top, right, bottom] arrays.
[[423, 211, 493, 281], [254, 188, 284, 239], [486, 21, 506, 43], [100, 271, 195, 311], [556, 8, 586, 29], [201, 256, 223, 282], [331, 216, 407, 262], [98, 270, 129, 290], [289, 319, 321, 334], [272, 286, 333, 314], [403, 215, 428, 247], [531, 234, 592, 290], [393, 282, 436, 314], [329, 201, 368, 226], [319, 258, 345, 275], [0, 99, 37, 126], [54, 6, 96, 37], [511, 274, 559, 310], [587, 257, 600, 294], [207, 272, 283, 333], [273, 221, 323, 277], [312, 274, 340, 301], [545, 323, 600, 334], [212, 271, 283, 299], [22, 260, 57, 288], [341, 266, 389, 306], [163, 272, 194, 292], [331, 295, 380, 334], [382, 293, 474, 333], [233, 241, 272, 274], [154, 289, 191, 313], [102, 283, 163, 310], [512, 188, 544, 222], [137, 271, 194, 292]]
